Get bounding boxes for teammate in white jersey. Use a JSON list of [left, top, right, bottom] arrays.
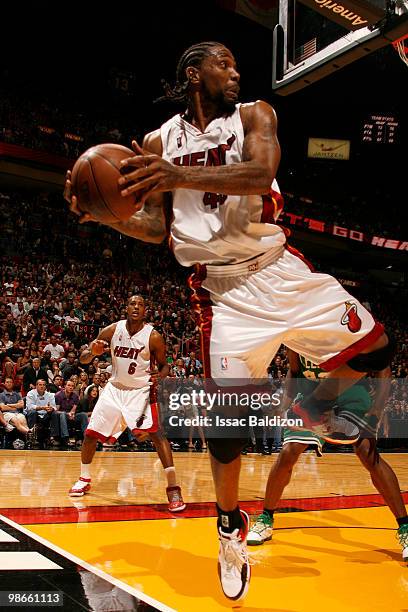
[[65, 42, 391, 600], [69, 295, 186, 512]]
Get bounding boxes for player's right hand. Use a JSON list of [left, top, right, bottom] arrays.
[[64, 170, 97, 224], [91, 340, 109, 356]]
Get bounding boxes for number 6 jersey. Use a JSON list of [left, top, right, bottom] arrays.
[[160, 102, 286, 267], [109, 320, 153, 388]]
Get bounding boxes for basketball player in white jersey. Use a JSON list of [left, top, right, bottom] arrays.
[[65, 42, 392, 600], [69, 295, 186, 513]]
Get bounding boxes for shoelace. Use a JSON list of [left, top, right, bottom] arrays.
[[221, 535, 248, 578], [250, 514, 272, 535], [397, 525, 408, 548]]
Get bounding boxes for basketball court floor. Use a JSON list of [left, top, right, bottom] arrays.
[[0, 449, 407, 611]]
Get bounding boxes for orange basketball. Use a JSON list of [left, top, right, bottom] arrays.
[[70, 143, 139, 223]]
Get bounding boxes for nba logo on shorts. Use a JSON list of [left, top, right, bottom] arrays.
[[221, 357, 228, 370]]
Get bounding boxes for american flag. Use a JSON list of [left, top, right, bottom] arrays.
[[295, 38, 317, 64]]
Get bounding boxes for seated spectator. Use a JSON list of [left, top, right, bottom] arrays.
[[54, 380, 87, 447], [60, 352, 81, 381], [1, 359, 19, 392], [7, 339, 23, 363], [15, 347, 32, 389], [0, 376, 33, 441], [75, 371, 89, 399], [1, 332, 13, 350], [43, 335, 65, 361], [48, 374, 64, 394], [47, 361, 62, 385], [84, 373, 101, 398], [40, 350, 53, 372], [28, 340, 41, 360], [184, 351, 203, 376], [49, 318, 64, 338], [77, 384, 99, 418], [22, 357, 48, 394], [172, 358, 186, 379], [24, 379, 56, 447]]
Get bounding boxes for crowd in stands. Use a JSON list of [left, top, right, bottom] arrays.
[[0, 167, 407, 453], [0, 92, 404, 240], [0, 93, 136, 160]]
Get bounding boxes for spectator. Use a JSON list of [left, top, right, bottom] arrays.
[[77, 384, 99, 418], [54, 380, 87, 447], [48, 374, 64, 394], [0, 376, 33, 441], [43, 335, 65, 361], [75, 371, 89, 399], [24, 379, 56, 446], [60, 352, 81, 381], [184, 351, 203, 376], [22, 357, 48, 394], [84, 373, 101, 398]]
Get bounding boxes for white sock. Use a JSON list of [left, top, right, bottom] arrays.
[[164, 466, 177, 487], [80, 463, 91, 480]]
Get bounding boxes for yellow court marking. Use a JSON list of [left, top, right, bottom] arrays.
[[27, 505, 408, 612]]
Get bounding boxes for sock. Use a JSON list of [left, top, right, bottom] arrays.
[[216, 504, 243, 533], [164, 466, 177, 487], [80, 463, 91, 480], [301, 395, 335, 415], [263, 508, 275, 520], [397, 516, 408, 527]]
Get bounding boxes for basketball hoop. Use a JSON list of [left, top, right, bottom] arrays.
[[392, 33, 408, 66]]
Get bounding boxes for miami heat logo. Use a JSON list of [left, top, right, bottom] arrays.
[[341, 301, 362, 333]]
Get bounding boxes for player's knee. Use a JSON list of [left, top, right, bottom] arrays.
[[347, 331, 394, 373], [278, 443, 303, 468], [355, 438, 378, 468], [208, 438, 248, 464]]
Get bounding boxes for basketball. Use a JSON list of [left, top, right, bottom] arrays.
[[70, 143, 139, 223]]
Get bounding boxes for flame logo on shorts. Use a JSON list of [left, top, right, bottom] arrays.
[[341, 301, 362, 333]]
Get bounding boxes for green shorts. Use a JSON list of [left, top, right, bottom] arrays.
[[283, 384, 372, 456]]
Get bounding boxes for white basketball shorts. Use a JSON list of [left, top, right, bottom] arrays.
[[189, 245, 384, 384], [86, 381, 159, 443]]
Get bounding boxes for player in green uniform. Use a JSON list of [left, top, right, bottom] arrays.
[[248, 349, 408, 562]]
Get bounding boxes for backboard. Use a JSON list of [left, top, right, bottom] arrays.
[[272, 0, 408, 94]]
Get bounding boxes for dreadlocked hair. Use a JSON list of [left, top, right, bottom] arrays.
[[154, 41, 223, 104]]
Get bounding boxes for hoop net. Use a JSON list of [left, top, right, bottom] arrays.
[[392, 34, 408, 66]]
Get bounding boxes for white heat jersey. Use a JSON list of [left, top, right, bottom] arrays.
[[160, 103, 286, 266], [109, 320, 153, 388]]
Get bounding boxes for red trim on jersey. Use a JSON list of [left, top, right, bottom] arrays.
[[319, 321, 385, 371], [260, 188, 284, 223], [85, 428, 117, 444], [188, 266, 213, 379], [285, 243, 315, 272]]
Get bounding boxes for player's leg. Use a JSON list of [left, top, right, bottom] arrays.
[[280, 250, 391, 442], [69, 385, 123, 497], [291, 334, 389, 436], [149, 429, 186, 512], [7, 413, 31, 436], [208, 442, 251, 600], [248, 436, 312, 545], [355, 438, 408, 561]]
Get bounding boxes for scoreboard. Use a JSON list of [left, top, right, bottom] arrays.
[[361, 113, 399, 144]]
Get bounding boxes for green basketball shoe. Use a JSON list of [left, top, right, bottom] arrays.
[[397, 523, 408, 562], [247, 512, 274, 546]]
